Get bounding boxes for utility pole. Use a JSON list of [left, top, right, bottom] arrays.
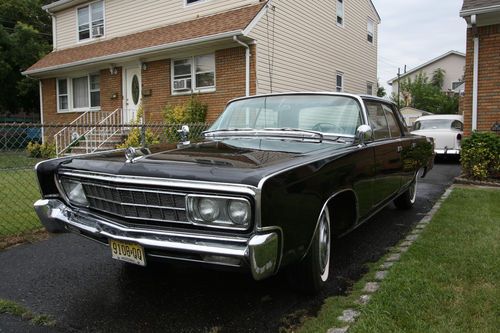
[[397, 67, 401, 107]]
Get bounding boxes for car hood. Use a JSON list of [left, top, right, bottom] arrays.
[[59, 138, 352, 187]]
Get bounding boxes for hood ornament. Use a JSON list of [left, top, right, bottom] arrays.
[[124, 147, 151, 163], [125, 147, 136, 163]]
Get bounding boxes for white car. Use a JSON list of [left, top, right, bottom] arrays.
[[411, 115, 464, 155]]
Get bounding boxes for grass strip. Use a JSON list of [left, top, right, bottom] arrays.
[[0, 299, 56, 327], [297, 187, 500, 333]]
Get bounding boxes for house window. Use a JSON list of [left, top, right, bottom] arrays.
[[57, 74, 100, 112], [77, 1, 104, 41], [57, 79, 69, 111], [366, 82, 373, 95], [172, 54, 215, 93], [367, 19, 374, 43], [336, 73, 343, 92], [337, 0, 344, 26]]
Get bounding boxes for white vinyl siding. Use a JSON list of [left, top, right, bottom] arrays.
[[53, 0, 259, 50], [248, 0, 379, 95]]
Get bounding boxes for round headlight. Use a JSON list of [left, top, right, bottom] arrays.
[[228, 200, 250, 225], [197, 198, 220, 222]]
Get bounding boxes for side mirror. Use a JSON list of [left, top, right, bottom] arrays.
[[356, 125, 373, 145]]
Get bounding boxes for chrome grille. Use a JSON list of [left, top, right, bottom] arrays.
[[79, 181, 188, 225]]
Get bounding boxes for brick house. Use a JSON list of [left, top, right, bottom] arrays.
[[460, 0, 500, 136], [25, 0, 380, 152]]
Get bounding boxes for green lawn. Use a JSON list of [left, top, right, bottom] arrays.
[[0, 152, 43, 237], [297, 187, 500, 333], [350, 187, 500, 333]]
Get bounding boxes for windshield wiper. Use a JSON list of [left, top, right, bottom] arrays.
[[203, 128, 254, 135]]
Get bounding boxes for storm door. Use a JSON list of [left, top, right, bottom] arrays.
[[123, 66, 142, 124]]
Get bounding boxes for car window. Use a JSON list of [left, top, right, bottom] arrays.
[[382, 105, 402, 138], [365, 101, 390, 140], [451, 120, 463, 131]]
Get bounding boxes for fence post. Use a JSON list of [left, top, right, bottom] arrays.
[[140, 116, 146, 148]]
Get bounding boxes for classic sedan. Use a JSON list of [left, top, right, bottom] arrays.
[[411, 114, 463, 155], [34, 93, 433, 293]]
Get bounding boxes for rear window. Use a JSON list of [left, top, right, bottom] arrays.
[[414, 119, 463, 131]]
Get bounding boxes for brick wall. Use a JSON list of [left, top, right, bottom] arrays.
[[100, 67, 123, 113], [141, 45, 256, 123], [40, 45, 256, 126], [462, 24, 500, 136]]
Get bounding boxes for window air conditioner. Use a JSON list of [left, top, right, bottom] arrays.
[[93, 25, 105, 37], [173, 78, 191, 91]]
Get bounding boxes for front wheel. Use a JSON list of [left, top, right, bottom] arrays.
[[394, 175, 418, 209], [288, 206, 331, 294]]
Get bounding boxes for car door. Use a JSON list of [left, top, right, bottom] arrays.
[[387, 104, 415, 186], [365, 101, 403, 208]]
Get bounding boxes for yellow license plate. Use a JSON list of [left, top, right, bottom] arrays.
[[109, 239, 146, 266]]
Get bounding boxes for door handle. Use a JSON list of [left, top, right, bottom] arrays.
[[397, 146, 403, 153]]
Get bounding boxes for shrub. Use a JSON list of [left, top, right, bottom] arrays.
[[460, 132, 500, 180], [163, 95, 208, 124], [26, 141, 56, 159], [162, 96, 208, 142], [116, 105, 160, 148]]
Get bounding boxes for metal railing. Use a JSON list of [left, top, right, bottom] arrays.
[[83, 108, 123, 155], [54, 110, 114, 156]]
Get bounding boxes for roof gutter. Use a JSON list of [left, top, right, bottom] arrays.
[[460, 4, 500, 17], [23, 30, 243, 76]]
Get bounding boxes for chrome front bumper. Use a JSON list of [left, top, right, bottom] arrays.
[[435, 148, 460, 155], [34, 199, 279, 281]]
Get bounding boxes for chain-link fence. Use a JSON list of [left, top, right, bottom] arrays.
[[0, 122, 211, 239]]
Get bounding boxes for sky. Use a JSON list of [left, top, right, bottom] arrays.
[[371, 0, 467, 94]]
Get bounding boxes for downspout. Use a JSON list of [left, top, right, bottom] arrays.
[[233, 36, 251, 96], [471, 14, 479, 131], [39, 81, 44, 144]]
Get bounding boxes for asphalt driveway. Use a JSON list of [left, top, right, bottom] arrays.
[[0, 161, 461, 333]]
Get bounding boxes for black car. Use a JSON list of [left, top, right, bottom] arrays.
[[34, 93, 433, 293]]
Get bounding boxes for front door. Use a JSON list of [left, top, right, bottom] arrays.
[[123, 66, 142, 123]]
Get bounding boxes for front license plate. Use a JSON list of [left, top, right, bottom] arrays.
[[109, 239, 146, 266]]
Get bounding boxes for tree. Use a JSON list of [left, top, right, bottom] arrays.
[[377, 85, 386, 98], [0, 0, 52, 118], [431, 68, 446, 89], [392, 72, 459, 114]]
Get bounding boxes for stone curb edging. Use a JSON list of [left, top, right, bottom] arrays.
[[326, 185, 456, 333], [454, 176, 500, 188]]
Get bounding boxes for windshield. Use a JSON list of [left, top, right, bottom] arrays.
[[208, 95, 363, 137], [414, 119, 463, 131]]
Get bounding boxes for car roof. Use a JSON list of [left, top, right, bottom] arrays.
[[415, 114, 464, 121], [226, 92, 395, 106]]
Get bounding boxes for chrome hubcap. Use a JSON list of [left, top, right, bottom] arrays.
[[318, 208, 331, 280]]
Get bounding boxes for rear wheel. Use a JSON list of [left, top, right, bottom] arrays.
[[288, 206, 331, 294], [394, 175, 418, 209]]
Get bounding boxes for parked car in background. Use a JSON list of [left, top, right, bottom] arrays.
[[34, 93, 434, 293], [411, 114, 463, 155]]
